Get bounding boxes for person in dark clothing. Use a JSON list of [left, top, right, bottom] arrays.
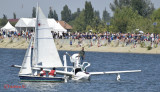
[[78, 47, 85, 63]]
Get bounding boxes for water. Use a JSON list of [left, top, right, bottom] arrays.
[[0, 48, 160, 92]]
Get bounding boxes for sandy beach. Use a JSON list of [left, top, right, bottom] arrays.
[[0, 37, 160, 54]]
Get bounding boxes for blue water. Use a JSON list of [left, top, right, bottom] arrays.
[[0, 48, 160, 92]]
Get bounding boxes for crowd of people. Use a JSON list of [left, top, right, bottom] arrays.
[[0, 29, 160, 48], [0, 30, 33, 41], [53, 32, 160, 48], [53, 31, 159, 42]]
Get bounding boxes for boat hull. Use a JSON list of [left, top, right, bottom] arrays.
[[19, 76, 64, 82], [72, 72, 90, 81]]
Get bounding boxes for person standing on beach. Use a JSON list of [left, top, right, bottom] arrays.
[[78, 47, 85, 63], [70, 38, 72, 46]]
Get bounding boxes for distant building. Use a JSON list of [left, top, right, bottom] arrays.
[[57, 21, 72, 32], [15, 18, 67, 33], [7, 19, 72, 33], [8, 19, 19, 26], [8, 19, 19, 23]]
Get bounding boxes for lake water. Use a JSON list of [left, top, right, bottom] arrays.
[[0, 48, 160, 92]]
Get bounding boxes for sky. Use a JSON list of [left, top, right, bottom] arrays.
[[0, 0, 160, 20]]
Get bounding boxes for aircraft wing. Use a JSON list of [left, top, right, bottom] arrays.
[[11, 65, 22, 68], [89, 70, 141, 75], [55, 70, 74, 76]]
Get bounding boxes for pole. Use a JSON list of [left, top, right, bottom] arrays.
[[63, 53, 68, 83]]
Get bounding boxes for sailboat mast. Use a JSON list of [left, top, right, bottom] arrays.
[[36, 4, 39, 64], [32, 3, 39, 66]]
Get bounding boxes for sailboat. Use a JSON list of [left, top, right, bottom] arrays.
[[17, 5, 65, 82]]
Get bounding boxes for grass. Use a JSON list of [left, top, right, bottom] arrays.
[[140, 41, 146, 48], [147, 46, 152, 50]]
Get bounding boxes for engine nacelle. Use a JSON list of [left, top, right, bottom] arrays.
[[70, 53, 80, 63], [70, 53, 81, 68]]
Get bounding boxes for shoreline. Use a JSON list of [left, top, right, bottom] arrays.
[[0, 47, 160, 54], [57, 46, 160, 54], [1, 46, 160, 55], [0, 38, 160, 54], [1, 47, 160, 55]]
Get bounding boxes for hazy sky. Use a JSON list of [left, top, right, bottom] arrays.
[[0, 0, 160, 19]]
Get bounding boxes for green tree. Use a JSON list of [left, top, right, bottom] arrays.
[[86, 25, 92, 32], [71, 8, 81, 21], [13, 12, 16, 19], [110, 0, 130, 11], [131, 0, 154, 17], [1, 14, 8, 26], [110, 0, 154, 17], [53, 10, 58, 20], [84, 1, 94, 26], [150, 8, 160, 34], [32, 7, 36, 18], [61, 5, 72, 22], [48, 7, 54, 18], [102, 8, 110, 22], [138, 18, 153, 33], [70, 11, 86, 32], [111, 7, 141, 33], [152, 8, 160, 20], [92, 15, 101, 32], [94, 10, 100, 20], [97, 23, 108, 33]]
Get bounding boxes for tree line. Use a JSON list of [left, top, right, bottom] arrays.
[[1, 0, 160, 34], [61, 0, 160, 34]]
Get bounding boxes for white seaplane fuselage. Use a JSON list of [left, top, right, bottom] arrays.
[[72, 72, 90, 80], [68, 53, 91, 81]]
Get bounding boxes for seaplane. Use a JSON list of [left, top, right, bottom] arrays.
[[55, 52, 141, 82], [11, 4, 141, 82]]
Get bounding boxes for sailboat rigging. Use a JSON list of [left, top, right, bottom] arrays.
[[16, 4, 65, 82]]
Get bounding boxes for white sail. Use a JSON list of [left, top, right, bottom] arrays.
[[33, 6, 63, 67], [19, 37, 33, 75]]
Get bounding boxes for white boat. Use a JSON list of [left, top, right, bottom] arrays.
[[17, 4, 64, 82]]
